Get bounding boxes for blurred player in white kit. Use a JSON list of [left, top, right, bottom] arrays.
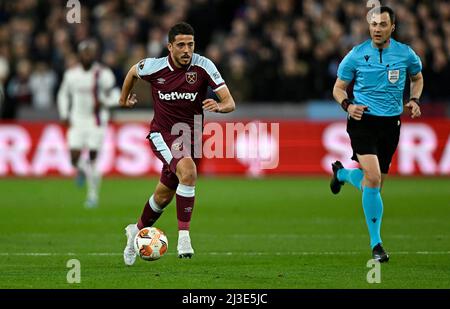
[[57, 40, 120, 208]]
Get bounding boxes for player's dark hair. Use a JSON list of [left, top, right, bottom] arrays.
[[168, 22, 195, 43], [377, 6, 396, 24], [78, 39, 98, 53]]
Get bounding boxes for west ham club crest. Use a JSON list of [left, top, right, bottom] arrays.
[[186, 72, 197, 84]]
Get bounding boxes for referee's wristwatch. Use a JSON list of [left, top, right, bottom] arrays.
[[340, 98, 353, 112], [409, 97, 420, 105]]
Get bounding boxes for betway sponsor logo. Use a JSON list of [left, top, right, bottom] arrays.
[[158, 91, 198, 102]]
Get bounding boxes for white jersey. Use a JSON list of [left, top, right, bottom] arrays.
[[57, 62, 120, 128]]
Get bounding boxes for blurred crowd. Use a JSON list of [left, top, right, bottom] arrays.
[[0, 0, 449, 119]]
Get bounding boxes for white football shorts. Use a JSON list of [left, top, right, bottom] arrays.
[[67, 126, 105, 151]]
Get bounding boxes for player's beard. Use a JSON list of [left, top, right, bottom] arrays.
[[81, 60, 94, 70], [179, 55, 191, 68]]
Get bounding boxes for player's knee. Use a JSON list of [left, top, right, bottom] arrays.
[[70, 150, 81, 167], [89, 151, 98, 161], [364, 172, 381, 187], [179, 168, 197, 185], [70, 155, 79, 167], [177, 159, 197, 185]]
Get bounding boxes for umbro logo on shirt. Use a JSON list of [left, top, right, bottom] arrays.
[[364, 55, 370, 62]]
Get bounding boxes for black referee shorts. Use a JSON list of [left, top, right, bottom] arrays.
[[346, 114, 401, 174]]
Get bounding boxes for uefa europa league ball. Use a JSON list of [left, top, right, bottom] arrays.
[[134, 227, 168, 261]]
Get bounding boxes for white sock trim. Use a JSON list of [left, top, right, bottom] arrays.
[[149, 195, 163, 213], [176, 184, 195, 198], [179, 230, 190, 237]]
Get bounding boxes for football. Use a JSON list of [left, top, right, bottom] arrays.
[[134, 227, 168, 261]]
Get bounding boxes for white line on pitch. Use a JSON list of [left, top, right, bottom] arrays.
[[11, 233, 450, 240], [0, 251, 450, 257]]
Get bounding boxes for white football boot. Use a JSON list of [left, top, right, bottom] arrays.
[[123, 224, 139, 266], [84, 195, 98, 209], [177, 230, 195, 258]]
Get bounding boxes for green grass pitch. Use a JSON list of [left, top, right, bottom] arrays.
[[0, 177, 449, 289]]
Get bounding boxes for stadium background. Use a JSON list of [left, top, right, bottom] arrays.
[[0, 0, 449, 289], [0, 0, 449, 177]]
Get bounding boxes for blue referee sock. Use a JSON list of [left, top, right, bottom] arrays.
[[337, 168, 363, 191], [362, 187, 383, 249]]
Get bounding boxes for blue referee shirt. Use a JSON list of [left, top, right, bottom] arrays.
[[337, 38, 422, 116]]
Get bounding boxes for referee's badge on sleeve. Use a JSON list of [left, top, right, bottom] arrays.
[[388, 70, 400, 83]]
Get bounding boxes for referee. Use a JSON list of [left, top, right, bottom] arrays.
[[330, 6, 423, 262]]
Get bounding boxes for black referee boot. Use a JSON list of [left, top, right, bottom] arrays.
[[372, 243, 390, 263], [330, 161, 345, 194]]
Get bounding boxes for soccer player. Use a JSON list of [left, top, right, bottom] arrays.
[[331, 6, 423, 262], [58, 40, 120, 208], [120, 22, 235, 265]]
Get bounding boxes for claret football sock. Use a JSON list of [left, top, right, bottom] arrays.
[[137, 195, 163, 229], [362, 187, 383, 249], [176, 184, 195, 231], [337, 168, 363, 191]]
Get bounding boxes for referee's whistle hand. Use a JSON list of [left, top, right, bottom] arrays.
[[348, 104, 368, 121], [405, 101, 421, 119]]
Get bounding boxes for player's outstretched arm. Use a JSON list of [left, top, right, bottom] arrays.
[[119, 65, 139, 108], [202, 86, 236, 113]]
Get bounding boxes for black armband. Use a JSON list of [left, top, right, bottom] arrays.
[[341, 99, 353, 112]]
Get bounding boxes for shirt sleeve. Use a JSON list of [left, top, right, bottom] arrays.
[[57, 72, 70, 120], [407, 46, 422, 76], [99, 68, 120, 106], [136, 58, 155, 79], [100, 68, 116, 90], [203, 58, 225, 91], [337, 48, 356, 82]]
